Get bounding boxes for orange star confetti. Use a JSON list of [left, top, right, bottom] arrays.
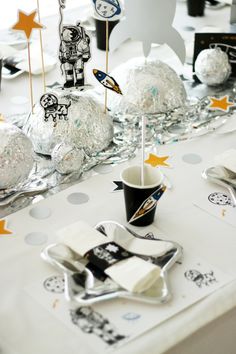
[[209, 96, 235, 113], [0, 220, 12, 235], [12, 10, 43, 39], [221, 209, 226, 218], [145, 153, 170, 168], [52, 299, 60, 309]]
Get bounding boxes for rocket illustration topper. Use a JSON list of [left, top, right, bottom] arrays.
[[92, 0, 122, 20], [129, 185, 166, 224], [93, 69, 123, 95], [109, 0, 186, 63]]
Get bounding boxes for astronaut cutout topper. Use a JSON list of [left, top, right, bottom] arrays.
[[59, 22, 91, 88]]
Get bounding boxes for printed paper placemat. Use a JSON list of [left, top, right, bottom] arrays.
[[25, 252, 234, 352]]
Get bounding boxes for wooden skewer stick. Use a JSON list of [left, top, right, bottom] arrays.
[[27, 40, 34, 114], [141, 116, 146, 186], [104, 19, 109, 114], [37, 0, 46, 93]]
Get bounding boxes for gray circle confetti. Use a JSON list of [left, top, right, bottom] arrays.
[[29, 206, 52, 219], [182, 153, 202, 165], [94, 164, 113, 174], [25, 232, 48, 246], [67, 192, 89, 205], [11, 96, 29, 105]]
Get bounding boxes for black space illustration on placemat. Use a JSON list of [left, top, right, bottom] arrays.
[[208, 192, 232, 207], [40, 93, 71, 123], [209, 43, 236, 64], [112, 181, 123, 192], [193, 33, 236, 80], [59, 23, 91, 88], [70, 307, 126, 345], [184, 269, 217, 288], [43, 275, 65, 293]]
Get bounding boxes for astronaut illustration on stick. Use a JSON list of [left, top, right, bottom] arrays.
[[59, 22, 91, 88]]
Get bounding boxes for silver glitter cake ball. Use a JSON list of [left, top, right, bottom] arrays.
[[23, 89, 114, 156], [195, 48, 231, 86], [108, 57, 186, 115], [0, 123, 34, 189], [52, 142, 84, 175]]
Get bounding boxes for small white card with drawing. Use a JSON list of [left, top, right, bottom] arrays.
[[194, 189, 236, 228]]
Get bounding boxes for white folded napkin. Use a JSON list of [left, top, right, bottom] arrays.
[[57, 221, 161, 293], [105, 256, 160, 293], [214, 149, 236, 174], [104, 223, 173, 257]]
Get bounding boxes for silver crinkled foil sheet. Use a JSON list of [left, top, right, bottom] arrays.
[[2, 67, 236, 217]]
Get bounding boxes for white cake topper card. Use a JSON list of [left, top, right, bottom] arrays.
[[92, 0, 122, 21], [91, 0, 122, 113], [57, 0, 91, 88], [109, 0, 186, 63]]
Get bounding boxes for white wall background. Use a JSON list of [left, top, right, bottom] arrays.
[[1, 0, 232, 30], [0, 0, 90, 30]]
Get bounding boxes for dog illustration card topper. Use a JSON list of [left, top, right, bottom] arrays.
[[40, 93, 71, 123], [109, 0, 185, 62]]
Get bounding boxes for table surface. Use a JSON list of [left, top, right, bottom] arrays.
[[1, 2, 236, 354]]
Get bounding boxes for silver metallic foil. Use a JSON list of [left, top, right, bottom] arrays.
[[195, 48, 231, 87], [2, 76, 236, 218], [23, 88, 114, 156], [52, 142, 84, 175], [0, 123, 34, 190], [108, 57, 187, 116]]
